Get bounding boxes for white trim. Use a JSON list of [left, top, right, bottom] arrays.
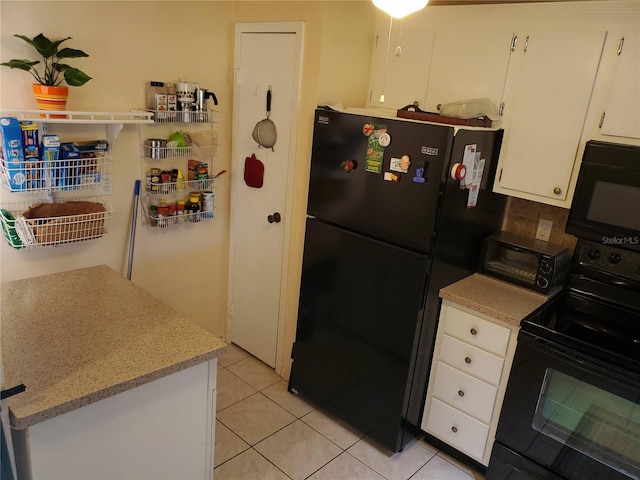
[[228, 21, 305, 374]]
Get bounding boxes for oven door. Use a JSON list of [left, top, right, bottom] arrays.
[[488, 330, 640, 480]]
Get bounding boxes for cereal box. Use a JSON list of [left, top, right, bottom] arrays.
[[0, 117, 27, 191]]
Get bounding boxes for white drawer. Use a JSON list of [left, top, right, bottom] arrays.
[[425, 398, 490, 463], [443, 306, 510, 356], [432, 362, 498, 423], [440, 334, 505, 386]]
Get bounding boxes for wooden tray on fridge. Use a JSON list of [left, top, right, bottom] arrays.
[[396, 104, 493, 128]]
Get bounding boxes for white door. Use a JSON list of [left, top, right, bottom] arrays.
[[227, 23, 303, 368]]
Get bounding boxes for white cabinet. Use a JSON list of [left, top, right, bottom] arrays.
[[367, 16, 434, 110], [22, 360, 217, 480], [422, 30, 514, 114], [584, 32, 640, 141], [421, 302, 519, 466], [367, 26, 513, 114], [600, 33, 640, 139], [493, 31, 607, 206]]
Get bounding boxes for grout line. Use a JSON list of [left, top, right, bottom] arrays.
[[216, 350, 483, 480]]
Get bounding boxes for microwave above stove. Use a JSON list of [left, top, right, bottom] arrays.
[[567, 140, 640, 253], [479, 232, 571, 294]]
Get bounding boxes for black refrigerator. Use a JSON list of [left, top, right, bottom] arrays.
[[289, 108, 506, 452]]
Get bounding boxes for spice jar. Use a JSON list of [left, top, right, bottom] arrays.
[[149, 205, 158, 227], [157, 199, 169, 228], [148, 168, 161, 194], [176, 200, 186, 223], [188, 192, 201, 222]]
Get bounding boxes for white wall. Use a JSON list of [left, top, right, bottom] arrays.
[[0, 1, 375, 353]]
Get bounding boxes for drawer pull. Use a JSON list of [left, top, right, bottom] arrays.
[[464, 356, 472, 364], [470, 328, 478, 336], [451, 426, 458, 433], [458, 390, 465, 397]]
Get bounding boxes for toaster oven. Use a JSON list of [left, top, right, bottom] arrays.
[[479, 231, 570, 294]]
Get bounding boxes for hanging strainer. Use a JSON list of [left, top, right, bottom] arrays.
[[252, 87, 277, 151]]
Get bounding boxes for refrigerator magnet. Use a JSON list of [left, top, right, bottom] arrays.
[[363, 123, 375, 136], [341, 159, 356, 172], [378, 132, 391, 147], [413, 167, 426, 183], [384, 171, 400, 182], [390, 155, 411, 173]]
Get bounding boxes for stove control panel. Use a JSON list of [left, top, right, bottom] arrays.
[[576, 240, 640, 281]]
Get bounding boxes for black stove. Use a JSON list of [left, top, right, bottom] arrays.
[[522, 239, 640, 376], [487, 141, 640, 480]]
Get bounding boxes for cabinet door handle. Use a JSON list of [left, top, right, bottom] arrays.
[[458, 390, 465, 397], [553, 187, 562, 195], [451, 426, 458, 433], [464, 356, 472, 364], [470, 328, 478, 336], [617, 37, 625, 56]]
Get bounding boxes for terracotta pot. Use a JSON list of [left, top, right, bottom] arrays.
[[32, 84, 68, 114]]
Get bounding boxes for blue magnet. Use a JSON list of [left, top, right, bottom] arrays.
[[413, 167, 426, 183]]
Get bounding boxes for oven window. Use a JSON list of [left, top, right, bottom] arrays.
[[587, 181, 640, 231], [533, 369, 640, 478]]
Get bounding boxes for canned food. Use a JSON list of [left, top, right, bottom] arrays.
[[201, 191, 214, 219], [144, 138, 167, 159]]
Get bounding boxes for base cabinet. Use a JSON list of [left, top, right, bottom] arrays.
[[421, 302, 518, 466], [15, 360, 217, 480]]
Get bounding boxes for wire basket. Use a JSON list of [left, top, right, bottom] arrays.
[[148, 109, 218, 124], [1, 198, 113, 249], [0, 150, 111, 194]]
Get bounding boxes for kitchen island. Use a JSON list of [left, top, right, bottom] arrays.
[[1, 265, 226, 480]]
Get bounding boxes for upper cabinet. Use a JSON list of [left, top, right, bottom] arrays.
[[367, 17, 434, 109], [493, 31, 606, 206], [588, 32, 640, 140], [366, 1, 640, 208], [422, 30, 514, 114]]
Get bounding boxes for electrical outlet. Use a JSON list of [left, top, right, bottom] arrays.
[[536, 218, 553, 242]]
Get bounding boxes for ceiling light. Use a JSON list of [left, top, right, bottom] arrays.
[[372, 0, 428, 19]]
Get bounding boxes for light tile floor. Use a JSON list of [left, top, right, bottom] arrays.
[[215, 343, 485, 480]]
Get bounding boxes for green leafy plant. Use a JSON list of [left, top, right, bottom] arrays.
[[1, 33, 91, 87]]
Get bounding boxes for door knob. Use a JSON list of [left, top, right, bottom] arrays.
[[267, 212, 281, 223]]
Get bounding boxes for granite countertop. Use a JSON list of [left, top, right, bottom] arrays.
[[1, 265, 226, 429], [439, 273, 551, 326]]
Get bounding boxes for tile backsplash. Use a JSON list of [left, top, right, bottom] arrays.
[[502, 197, 578, 252]]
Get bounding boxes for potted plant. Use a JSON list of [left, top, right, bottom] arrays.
[[1, 33, 91, 112]]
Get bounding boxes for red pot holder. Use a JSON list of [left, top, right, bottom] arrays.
[[244, 154, 265, 188]]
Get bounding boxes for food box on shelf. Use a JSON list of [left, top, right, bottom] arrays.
[[41, 134, 60, 189], [0, 117, 27, 191], [188, 159, 208, 181]]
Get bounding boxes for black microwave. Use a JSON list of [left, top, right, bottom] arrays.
[[567, 140, 640, 252], [479, 232, 571, 294]]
